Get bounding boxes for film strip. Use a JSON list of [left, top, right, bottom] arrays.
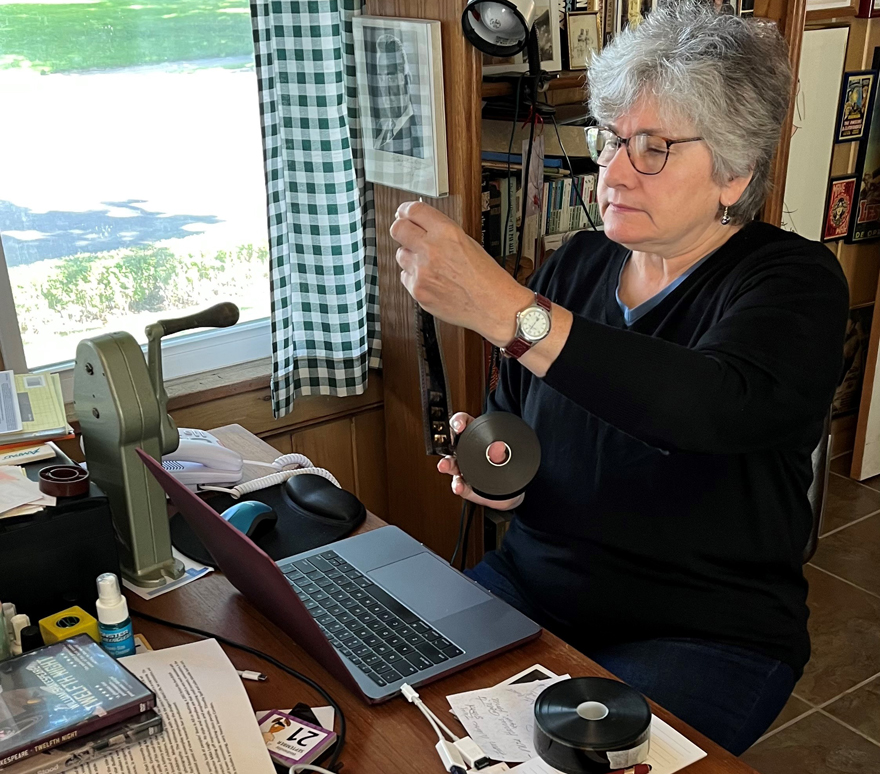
[[415, 304, 453, 456]]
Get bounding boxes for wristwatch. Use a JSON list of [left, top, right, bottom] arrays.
[[501, 293, 552, 359]]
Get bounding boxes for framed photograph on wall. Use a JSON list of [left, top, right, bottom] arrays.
[[849, 47, 880, 241], [822, 175, 857, 241], [567, 12, 601, 69], [483, 0, 563, 74], [834, 70, 876, 143], [353, 17, 448, 198], [806, 0, 859, 20]]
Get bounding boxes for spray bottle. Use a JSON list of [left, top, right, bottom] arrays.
[[96, 573, 136, 657]]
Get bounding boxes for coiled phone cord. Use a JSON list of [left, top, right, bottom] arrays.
[[200, 454, 340, 498]]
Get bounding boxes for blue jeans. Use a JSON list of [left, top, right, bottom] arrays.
[[466, 560, 796, 755]]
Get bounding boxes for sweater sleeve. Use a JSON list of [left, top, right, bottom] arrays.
[[542, 255, 849, 454]]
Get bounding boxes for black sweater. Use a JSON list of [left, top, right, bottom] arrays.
[[485, 222, 849, 675]]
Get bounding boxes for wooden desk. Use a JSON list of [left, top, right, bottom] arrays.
[[127, 424, 757, 774]]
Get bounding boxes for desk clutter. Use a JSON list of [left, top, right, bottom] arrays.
[[404, 664, 707, 774]]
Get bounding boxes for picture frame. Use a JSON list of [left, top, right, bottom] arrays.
[[822, 175, 857, 241], [566, 12, 601, 70], [834, 70, 877, 143], [849, 46, 880, 242], [615, 0, 654, 35], [805, 0, 859, 21], [483, 0, 563, 74], [855, 0, 880, 18], [353, 16, 448, 198]]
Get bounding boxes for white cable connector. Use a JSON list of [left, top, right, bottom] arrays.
[[454, 737, 491, 770], [436, 739, 467, 772], [401, 684, 491, 772]]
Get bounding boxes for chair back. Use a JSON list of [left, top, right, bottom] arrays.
[[803, 410, 832, 563]]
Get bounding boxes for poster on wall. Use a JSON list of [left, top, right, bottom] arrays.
[[483, 0, 563, 73], [834, 70, 876, 143], [823, 175, 857, 241], [849, 48, 880, 241], [353, 17, 448, 198]]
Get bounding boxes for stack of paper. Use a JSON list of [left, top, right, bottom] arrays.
[[0, 465, 55, 519], [0, 371, 73, 449], [447, 670, 707, 774]]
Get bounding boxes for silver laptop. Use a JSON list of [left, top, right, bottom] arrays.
[[138, 449, 542, 703]]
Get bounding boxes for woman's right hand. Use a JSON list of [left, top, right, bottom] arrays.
[[437, 412, 525, 511]]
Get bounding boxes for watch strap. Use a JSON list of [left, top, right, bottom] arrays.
[[501, 293, 552, 360]]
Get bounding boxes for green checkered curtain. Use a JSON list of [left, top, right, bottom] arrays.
[[251, 0, 382, 417]]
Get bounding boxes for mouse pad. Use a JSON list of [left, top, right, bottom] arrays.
[[170, 482, 365, 567]]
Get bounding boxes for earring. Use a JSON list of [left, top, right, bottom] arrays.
[[720, 206, 731, 226]]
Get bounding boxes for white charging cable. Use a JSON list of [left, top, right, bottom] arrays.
[[201, 454, 340, 498], [401, 684, 492, 772], [288, 765, 336, 774]]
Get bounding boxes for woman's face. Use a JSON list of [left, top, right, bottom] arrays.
[[597, 99, 749, 255]]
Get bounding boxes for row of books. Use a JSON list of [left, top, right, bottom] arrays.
[[480, 169, 603, 270], [0, 636, 162, 773]]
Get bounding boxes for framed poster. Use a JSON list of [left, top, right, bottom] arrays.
[[353, 17, 448, 197], [822, 175, 857, 241], [849, 48, 880, 241], [566, 12, 601, 69], [834, 70, 876, 143], [806, 0, 859, 20], [782, 26, 849, 240], [483, 0, 563, 74]]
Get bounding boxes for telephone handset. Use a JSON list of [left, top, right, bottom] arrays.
[[161, 428, 339, 495]]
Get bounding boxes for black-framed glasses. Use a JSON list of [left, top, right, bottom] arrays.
[[585, 126, 704, 175]]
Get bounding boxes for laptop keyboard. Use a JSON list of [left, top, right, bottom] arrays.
[[279, 550, 465, 687]]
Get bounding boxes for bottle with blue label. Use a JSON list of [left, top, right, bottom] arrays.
[[96, 573, 136, 657]]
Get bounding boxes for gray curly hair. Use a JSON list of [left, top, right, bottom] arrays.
[[587, 1, 792, 225]]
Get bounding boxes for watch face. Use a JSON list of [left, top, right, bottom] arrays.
[[519, 307, 550, 342]]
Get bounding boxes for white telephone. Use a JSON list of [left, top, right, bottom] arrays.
[[161, 428, 340, 496]]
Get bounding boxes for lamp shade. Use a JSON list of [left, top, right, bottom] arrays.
[[461, 0, 536, 57]]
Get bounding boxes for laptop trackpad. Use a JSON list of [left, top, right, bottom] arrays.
[[368, 552, 490, 622]]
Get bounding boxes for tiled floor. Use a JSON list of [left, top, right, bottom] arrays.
[[741, 456, 880, 773]]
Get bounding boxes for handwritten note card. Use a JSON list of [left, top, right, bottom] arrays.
[[507, 715, 706, 774], [446, 676, 570, 763]]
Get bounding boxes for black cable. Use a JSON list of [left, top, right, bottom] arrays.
[[549, 112, 599, 231], [499, 71, 528, 275], [459, 502, 476, 572], [131, 610, 346, 771], [449, 498, 468, 566]]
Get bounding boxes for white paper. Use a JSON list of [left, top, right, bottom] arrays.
[[0, 371, 22, 434], [507, 715, 706, 774], [0, 466, 45, 517], [77, 639, 274, 774], [447, 676, 570, 763], [122, 548, 212, 599]]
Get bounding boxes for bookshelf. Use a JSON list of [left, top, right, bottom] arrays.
[[367, 0, 809, 564]]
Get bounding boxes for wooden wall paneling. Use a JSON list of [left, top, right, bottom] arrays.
[[851, 272, 880, 478], [366, 0, 485, 560], [263, 432, 293, 455], [291, 419, 358, 494], [168, 374, 383, 438], [352, 407, 390, 518], [759, 0, 808, 226]]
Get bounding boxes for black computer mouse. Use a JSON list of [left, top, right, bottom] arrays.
[[283, 474, 366, 524], [220, 501, 278, 540]]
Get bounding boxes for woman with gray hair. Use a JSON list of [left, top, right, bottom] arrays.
[[390, 1, 848, 753]]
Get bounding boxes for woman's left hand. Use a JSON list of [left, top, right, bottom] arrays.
[[389, 200, 533, 347]]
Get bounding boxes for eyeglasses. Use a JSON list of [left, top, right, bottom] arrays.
[[585, 126, 704, 175]]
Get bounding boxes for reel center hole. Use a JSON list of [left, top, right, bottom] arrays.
[[576, 701, 610, 721], [486, 441, 511, 467]]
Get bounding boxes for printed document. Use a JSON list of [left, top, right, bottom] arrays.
[[79, 639, 274, 774]]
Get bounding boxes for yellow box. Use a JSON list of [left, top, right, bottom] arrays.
[[39, 606, 101, 645]]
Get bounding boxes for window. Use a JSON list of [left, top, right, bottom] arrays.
[[0, 0, 270, 398]]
